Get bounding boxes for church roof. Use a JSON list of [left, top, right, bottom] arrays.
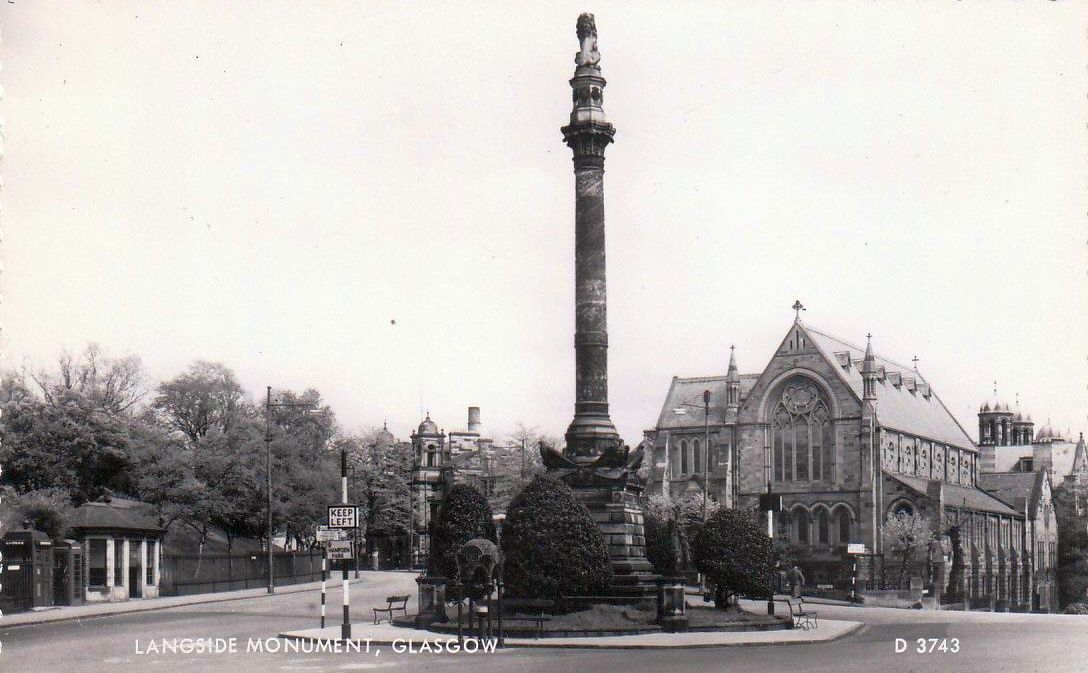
[[889, 474, 1018, 516], [988, 438, 1084, 477], [654, 373, 759, 430], [978, 471, 1046, 518], [803, 324, 977, 451]]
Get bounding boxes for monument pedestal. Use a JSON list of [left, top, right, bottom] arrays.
[[550, 466, 658, 601]]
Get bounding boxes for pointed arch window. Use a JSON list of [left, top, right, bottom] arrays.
[[817, 509, 830, 544], [680, 440, 690, 474], [771, 379, 833, 483], [693, 439, 702, 474], [795, 510, 811, 545], [836, 508, 851, 544]]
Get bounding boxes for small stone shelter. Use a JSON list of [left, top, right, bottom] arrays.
[[68, 497, 165, 602]]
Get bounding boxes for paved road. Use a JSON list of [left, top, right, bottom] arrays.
[[2, 574, 1086, 673]]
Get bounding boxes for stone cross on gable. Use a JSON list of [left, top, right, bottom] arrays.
[[912, 355, 919, 371], [792, 300, 805, 321]]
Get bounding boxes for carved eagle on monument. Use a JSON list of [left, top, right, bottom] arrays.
[[538, 440, 646, 473]]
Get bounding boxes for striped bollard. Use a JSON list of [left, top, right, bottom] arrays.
[[320, 548, 327, 628]]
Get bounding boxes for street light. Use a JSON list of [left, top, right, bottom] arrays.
[[264, 386, 325, 595], [671, 389, 712, 520]]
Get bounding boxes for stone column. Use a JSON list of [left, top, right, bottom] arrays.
[[561, 13, 620, 459], [106, 538, 116, 588], [550, 15, 655, 588], [122, 539, 131, 598], [139, 540, 148, 597]]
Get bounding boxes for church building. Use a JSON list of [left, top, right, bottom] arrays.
[[647, 312, 1040, 609]]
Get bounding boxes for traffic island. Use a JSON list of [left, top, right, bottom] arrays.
[[397, 603, 787, 639], [278, 617, 862, 650]]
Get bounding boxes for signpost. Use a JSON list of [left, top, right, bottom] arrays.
[[846, 543, 867, 603], [327, 540, 354, 561], [336, 449, 357, 640], [328, 506, 359, 530], [316, 525, 346, 542]]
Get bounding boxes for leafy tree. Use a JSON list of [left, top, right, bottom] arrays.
[[264, 389, 338, 548], [645, 492, 719, 554], [151, 361, 247, 443], [500, 476, 612, 602], [0, 393, 137, 504], [643, 507, 689, 576], [27, 344, 146, 414], [881, 512, 935, 589], [352, 428, 413, 541], [692, 508, 774, 608], [1053, 485, 1088, 608], [428, 483, 496, 580], [944, 525, 965, 603], [3, 487, 73, 538], [487, 424, 550, 514]]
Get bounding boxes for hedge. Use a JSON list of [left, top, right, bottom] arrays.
[[692, 508, 774, 606], [427, 483, 496, 581], [500, 475, 612, 602]]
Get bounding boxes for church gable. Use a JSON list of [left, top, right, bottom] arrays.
[[738, 322, 861, 424]]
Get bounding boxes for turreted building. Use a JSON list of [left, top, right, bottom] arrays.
[[408, 406, 503, 567]]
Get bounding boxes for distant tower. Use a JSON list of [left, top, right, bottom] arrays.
[[1011, 394, 1034, 446], [467, 406, 482, 434], [409, 413, 446, 568], [724, 345, 740, 425], [978, 383, 1013, 446]]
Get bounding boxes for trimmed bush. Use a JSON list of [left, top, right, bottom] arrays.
[[692, 508, 774, 607], [427, 483, 496, 581], [643, 509, 675, 575], [500, 475, 612, 601]]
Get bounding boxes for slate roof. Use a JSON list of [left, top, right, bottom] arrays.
[[888, 473, 1018, 516], [988, 439, 1085, 478], [69, 499, 165, 533], [978, 471, 1045, 517], [655, 374, 760, 430], [803, 324, 977, 451]]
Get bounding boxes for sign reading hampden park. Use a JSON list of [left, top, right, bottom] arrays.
[[327, 505, 359, 529], [326, 540, 354, 561]]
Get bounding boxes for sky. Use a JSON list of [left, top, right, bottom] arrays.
[[1, 1, 1085, 447]]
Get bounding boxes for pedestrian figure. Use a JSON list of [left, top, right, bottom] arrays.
[[788, 564, 806, 599]]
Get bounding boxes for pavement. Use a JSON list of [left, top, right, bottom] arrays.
[[3, 572, 1087, 672], [0, 575, 369, 628], [280, 618, 862, 649]]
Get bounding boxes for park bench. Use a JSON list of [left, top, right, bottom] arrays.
[[500, 598, 554, 638], [784, 596, 817, 630], [373, 595, 410, 625]]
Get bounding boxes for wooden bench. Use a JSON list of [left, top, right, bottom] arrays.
[[784, 596, 817, 630], [373, 595, 409, 624], [500, 599, 554, 638]]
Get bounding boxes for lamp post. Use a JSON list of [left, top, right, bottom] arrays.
[[760, 423, 779, 616], [352, 464, 360, 579], [670, 389, 713, 519], [264, 386, 324, 595]]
